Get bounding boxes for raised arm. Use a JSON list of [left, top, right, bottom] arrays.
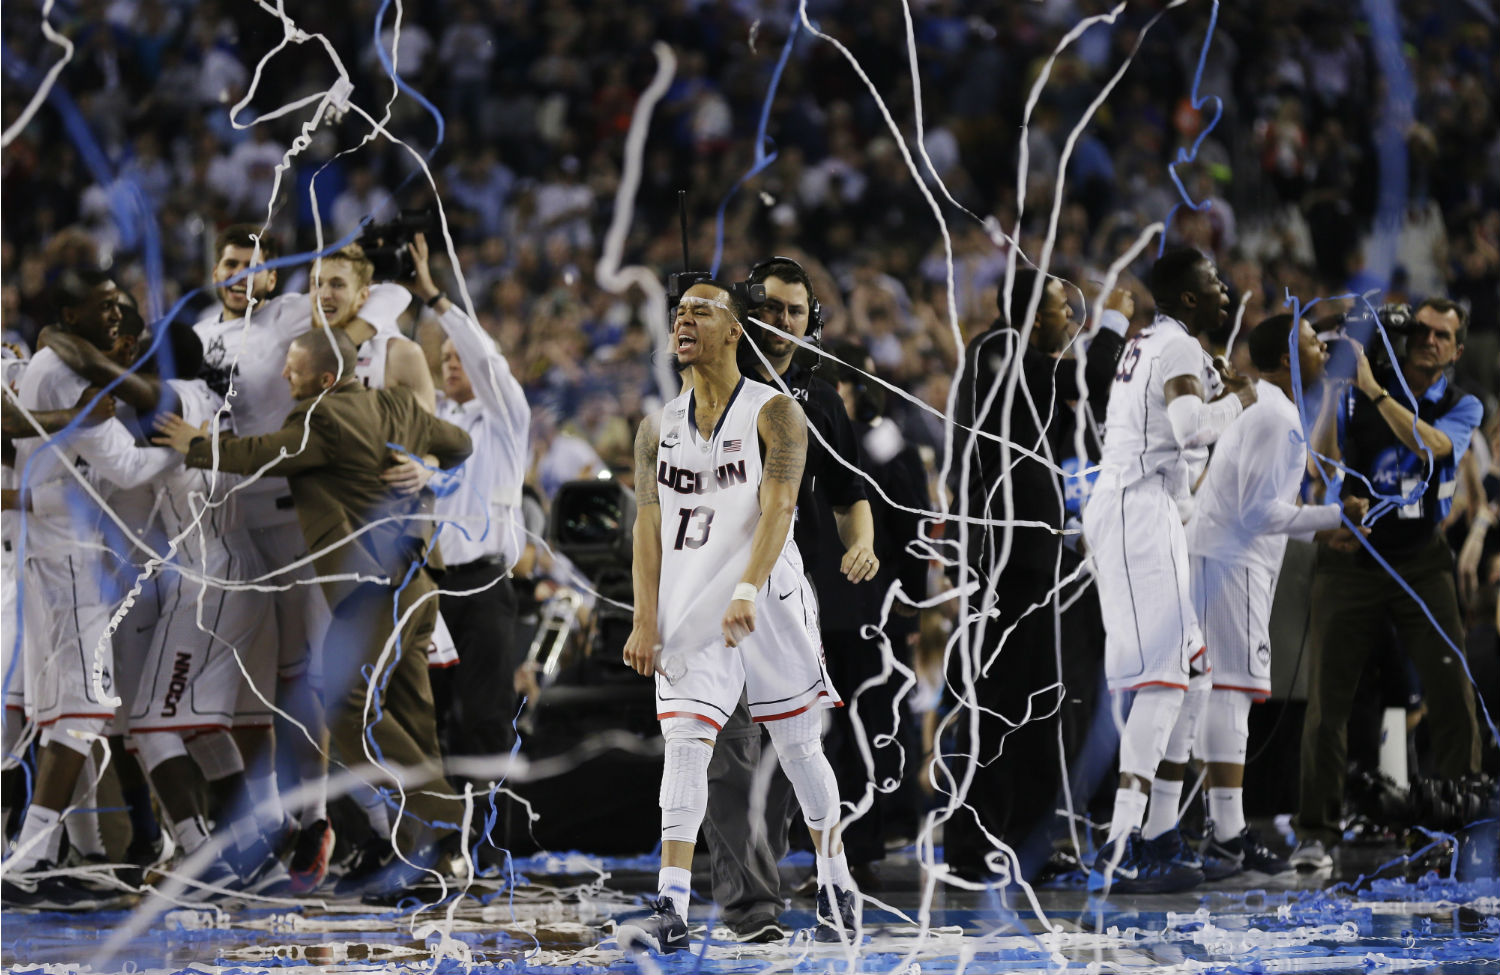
[[722, 394, 806, 648], [622, 413, 664, 677], [405, 233, 530, 430]]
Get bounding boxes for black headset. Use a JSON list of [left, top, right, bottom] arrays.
[[665, 270, 766, 328]]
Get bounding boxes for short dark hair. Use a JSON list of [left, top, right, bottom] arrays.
[[685, 279, 747, 331], [1248, 313, 1297, 373], [291, 327, 358, 380], [1148, 246, 1209, 313], [138, 317, 204, 381], [49, 269, 113, 319], [214, 224, 280, 262], [117, 301, 145, 340], [997, 266, 1048, 330], [1413, 297, 1469, 344], [748, 258, 814, 302]]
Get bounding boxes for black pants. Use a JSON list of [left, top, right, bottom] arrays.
[[703, 700, 796, 927], [822, 627, 904, 866], [944, 570, 1073, 879], [1298, 535, 1482, 838], [437, 558, 520, 764]]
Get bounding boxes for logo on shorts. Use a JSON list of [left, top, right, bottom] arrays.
[[161, 652, 193, 717], [1256, 642, 1271, 665]]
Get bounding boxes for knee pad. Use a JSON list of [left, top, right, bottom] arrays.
[[659, 734, 713, 845], [185, 729, 245, 782], [44, 716, 109, 757], [1119, 686, 1186, 781], [1198, 689, 1251, 764], [766, 711, 840, 831], [1164, 671, 1212, 765], [132, 730, 189, 774]]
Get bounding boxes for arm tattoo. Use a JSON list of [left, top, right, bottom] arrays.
[[759, 395, 807, 485], [634, 414, 660, 508]]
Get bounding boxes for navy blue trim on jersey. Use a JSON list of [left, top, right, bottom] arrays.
[[685, 376, 747, 447]]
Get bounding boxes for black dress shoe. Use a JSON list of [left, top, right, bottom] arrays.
[[1032, 848, 1082, 884]]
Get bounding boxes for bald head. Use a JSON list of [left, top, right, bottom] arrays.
[[292, 327, 357, 378], [283, 327, 358, 400]]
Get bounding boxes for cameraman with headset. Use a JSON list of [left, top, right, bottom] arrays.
[[696, 256, 879, 941], [1295, 298, 1485, 870]]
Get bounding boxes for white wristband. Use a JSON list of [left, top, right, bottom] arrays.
[[732, 582, 758, 603]]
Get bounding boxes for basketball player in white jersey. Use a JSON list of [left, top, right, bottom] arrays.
[[3, 273, 182, 907], [1081, 247, 1257, 893], [195, 227, 411, 890], [616, 281, 855, 952], [1186, 314, 1367, 877]]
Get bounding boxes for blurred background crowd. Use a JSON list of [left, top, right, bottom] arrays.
[[5, 0, 1497, 459]]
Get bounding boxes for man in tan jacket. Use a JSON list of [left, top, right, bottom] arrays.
[[156, 326, 472, 889]]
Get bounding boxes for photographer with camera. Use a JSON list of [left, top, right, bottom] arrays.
[[1294, 298, 1485, 870]]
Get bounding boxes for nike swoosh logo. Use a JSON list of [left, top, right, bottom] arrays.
[[660, 439, 679, 449], [779, 590, 795, 600]]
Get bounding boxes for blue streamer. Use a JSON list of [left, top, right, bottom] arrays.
[[708, 16, 800, 277], [1157, 1, 1224, 256]]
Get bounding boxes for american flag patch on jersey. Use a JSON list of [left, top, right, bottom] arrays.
[[723, 439, 742, 452]]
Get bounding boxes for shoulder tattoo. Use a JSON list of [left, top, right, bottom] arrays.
[[634, 413, 661, 507], [759, 394, 807, 486]]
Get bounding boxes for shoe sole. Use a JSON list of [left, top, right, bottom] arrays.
[[732, 923, 786, 943], [1088, 869, 1204, 894]]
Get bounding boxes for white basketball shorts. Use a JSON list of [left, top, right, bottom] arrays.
[[248, 520, 331, 684], [1083, 479, 1205, 693], [23, 555, 118, 726], [1190, 554, 1274, 699], [128, 550, 274, 735], [655, 555, 840, 730]]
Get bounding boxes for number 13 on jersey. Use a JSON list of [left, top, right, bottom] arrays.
[[673, 505, 715, 550]]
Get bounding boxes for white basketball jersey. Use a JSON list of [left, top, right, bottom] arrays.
[[152, 379, 246, 573], [655, 379, 791, 657], [1095, 314, 1222, 498], [355, 327, 408, 389]]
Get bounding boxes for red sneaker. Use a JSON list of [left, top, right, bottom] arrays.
[[288, 819, 335, 893]]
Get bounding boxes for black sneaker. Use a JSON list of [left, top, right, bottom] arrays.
[[3, 861, 117, 910], [617, 897, 689, 953], [1033, 847, 1083, 884], [814, 884, 858, 943], [728, 912, 786, 943], [119, 833, 166, 888], [333, 837, 397, 896], [1202, 828, 1290, 876], [1289, 837, 1333, 871], [1088, 829, 1203, 894], [1148, 827, 1233, 880]]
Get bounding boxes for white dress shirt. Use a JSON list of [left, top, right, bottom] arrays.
[[432, 304, 530, 569]]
